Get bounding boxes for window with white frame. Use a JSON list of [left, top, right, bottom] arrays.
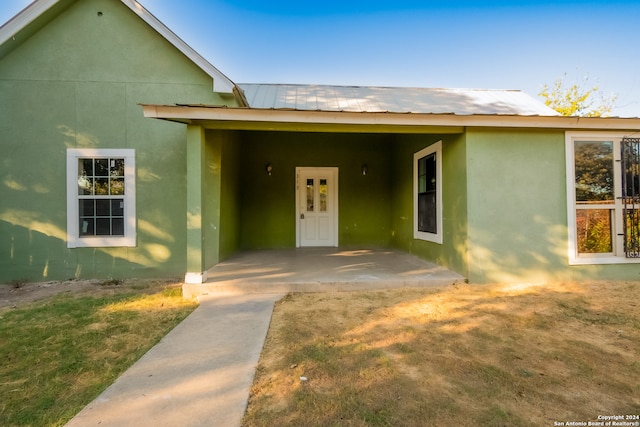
[[565, 132, 640, 264], [414, 141, 443, 244], [66, 149, 136, 248]]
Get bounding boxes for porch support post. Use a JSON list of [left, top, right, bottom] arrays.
[[185, 124, 207, 284]]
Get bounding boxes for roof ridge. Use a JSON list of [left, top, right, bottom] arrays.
[[238, 83, 524, 92]]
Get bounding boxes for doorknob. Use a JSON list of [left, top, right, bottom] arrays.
[[300, 213, 305, 219]]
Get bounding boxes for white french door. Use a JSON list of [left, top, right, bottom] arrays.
[[296, 167, 338, 247]]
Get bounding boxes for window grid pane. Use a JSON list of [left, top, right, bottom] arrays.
[[78, 158, 126, 196], [306, 179, 314, 212], [319, 179, 327, 212], [79, 198, 125, 237], [574, 141, 614, 204], [78, 157, 126, 238], [417, 153, 437, 233], [576, 209, 613, 254]]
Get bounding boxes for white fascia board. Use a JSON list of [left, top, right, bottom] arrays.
[[0, 0, 60, 46], [142, 104, 640, 131], [120, 0, 236, 93]]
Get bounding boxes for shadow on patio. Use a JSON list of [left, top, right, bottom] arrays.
[[184, 248, 465, 298]]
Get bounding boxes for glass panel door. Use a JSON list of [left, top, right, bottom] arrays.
[[297, 168, 338, 247]]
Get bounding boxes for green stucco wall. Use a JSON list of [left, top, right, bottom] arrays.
[[464, 129, 640, 283], [200, 129, 242, 267], [237, 132, 394, 249], [464, 129, 568, 283], [0, 0, 239, 283], [389, 134, 469, 277], [217, 131, 242, 261]]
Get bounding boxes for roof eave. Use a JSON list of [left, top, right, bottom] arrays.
[[119, 0, 236, 94], [0, 0, 61, 46], [141, 104, 640, 132]]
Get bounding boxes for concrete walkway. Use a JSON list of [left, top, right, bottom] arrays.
[[65, 292, 284, 427]]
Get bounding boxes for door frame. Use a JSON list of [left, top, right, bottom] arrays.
[[295, 167, 339, 247]]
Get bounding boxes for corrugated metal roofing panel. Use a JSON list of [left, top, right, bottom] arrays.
[[239, 84, 560, 116]]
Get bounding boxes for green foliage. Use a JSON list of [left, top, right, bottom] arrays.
[[539, 74, 617, 117]]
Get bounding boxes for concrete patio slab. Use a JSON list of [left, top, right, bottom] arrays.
[[184, 248, 465, 298]]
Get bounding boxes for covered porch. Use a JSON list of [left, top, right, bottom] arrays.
[[183, 248, 465, 298], [143, 100, 471, 287]]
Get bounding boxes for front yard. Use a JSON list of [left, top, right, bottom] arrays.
[[243, 281, 640, 426], [0, 280, 197, 426]]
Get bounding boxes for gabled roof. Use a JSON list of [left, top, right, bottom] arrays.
[[239, 83, 560, 116], [0, 0, 237, 94]]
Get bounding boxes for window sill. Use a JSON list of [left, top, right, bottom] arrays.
[[569, 256, 640, 265], [67, 236, 136, 248], [414, 231, 443, 244]]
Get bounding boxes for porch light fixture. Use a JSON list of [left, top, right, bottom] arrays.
[[266, 163, 273, 176], [361, 164, 368, 176]]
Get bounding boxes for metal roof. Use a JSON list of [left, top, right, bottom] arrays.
[[239, 83, 560, 116]]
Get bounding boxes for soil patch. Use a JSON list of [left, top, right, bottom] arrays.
[[0, 278, 184, 309]]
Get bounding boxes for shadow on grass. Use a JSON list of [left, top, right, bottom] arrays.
[[244, 281, 640, 426], [0, 289, 196, 426]]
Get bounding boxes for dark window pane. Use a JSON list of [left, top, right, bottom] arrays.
[[417, 153, 437, 234], [112, 218, 125, 236], [624, 208, 640, 257], [418, 192, 437, 233], [79, 199, 94, 216], [306, 179, 314, 212], [80, 218, 94, 236], [79, 159, 93, 176], [95, 159, 109, 176], [622, 139, 640, 199], [111, 199, 124, 216], [96, 199, 110, 216], [95, 218, 111, 235]]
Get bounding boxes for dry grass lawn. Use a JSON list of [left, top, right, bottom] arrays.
[[243, 281, 640, 426]]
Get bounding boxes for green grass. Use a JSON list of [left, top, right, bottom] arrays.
[[0, 285, 197, 426]]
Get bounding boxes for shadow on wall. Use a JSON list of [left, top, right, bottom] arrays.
[[466, 215, 610, 284], [0, 212, 176, 283]]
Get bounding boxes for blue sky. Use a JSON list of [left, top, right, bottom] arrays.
[[2, 0, 639, 116]]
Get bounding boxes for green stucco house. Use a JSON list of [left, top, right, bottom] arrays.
[[2, 0, 640, 287]]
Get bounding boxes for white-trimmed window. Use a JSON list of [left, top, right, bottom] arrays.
[[414, 141, 443, 244], [66, 149, 136, 248], [565, 132, 640, 264]]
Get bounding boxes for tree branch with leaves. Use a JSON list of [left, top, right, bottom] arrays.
[[539, 74, 618, 117]]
